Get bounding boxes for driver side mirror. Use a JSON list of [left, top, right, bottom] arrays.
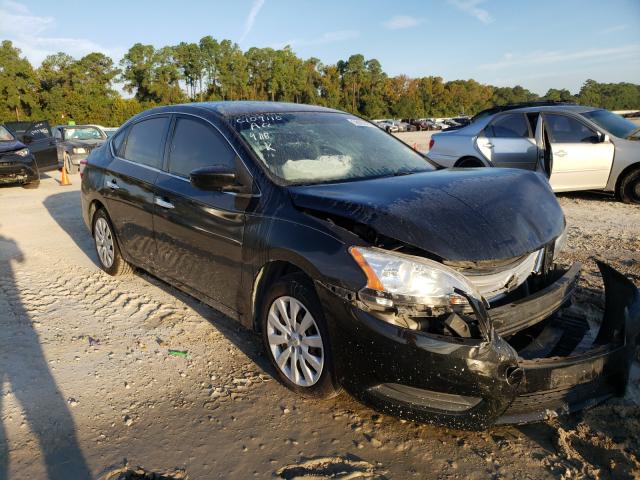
[[597, 132, 610, 143], [190, 165, 241, 192]]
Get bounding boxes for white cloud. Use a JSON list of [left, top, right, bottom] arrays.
[[479, 44, 640, 70], [600, 24, 628, 34], [240, 0, 265, 42], [0, 1, 121, 64], [271, 30, 360, 49], [384, 15, 424, 30], [447, 0, 493, 24]]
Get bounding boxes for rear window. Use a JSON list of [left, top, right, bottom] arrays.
[[122, 117, 169, 168]]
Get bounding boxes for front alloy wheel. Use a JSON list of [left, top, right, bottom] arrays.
[[267, 296, 324, 387], [260, 273, 340, 398]]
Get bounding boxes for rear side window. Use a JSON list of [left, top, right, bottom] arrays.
[[122, 117, 169, 168], [111, 126, 129, 157], [545, 114, 598, 143], [168, 117, 236, 178], [486, 114, 529, 138]]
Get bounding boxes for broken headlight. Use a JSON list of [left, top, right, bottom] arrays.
[[553, 225, 568, 260], [349, 246, 481, 311]]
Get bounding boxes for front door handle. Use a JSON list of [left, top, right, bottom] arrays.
[[555, 150, 567, 157], [154, 197, 175, 209], [484, 142, 494, 148], [107, 179, 119, 190]]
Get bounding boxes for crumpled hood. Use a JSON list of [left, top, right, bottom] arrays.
[[65, 139, 104, 148], [289, 168, 565, 261], [0, 139, 26, 154]]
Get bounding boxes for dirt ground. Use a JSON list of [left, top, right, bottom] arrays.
[[0, 172, 638, 480]]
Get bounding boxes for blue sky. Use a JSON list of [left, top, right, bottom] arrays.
[[0, 0, 639, 94]]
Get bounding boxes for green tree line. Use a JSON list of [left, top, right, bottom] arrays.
[[2, 38, 640, 126]]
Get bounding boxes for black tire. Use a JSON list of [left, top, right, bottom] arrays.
[[92, 208, 133, 276], [260, 273, 340, 399], [22, 179, 40, 189], [617, 168, 640, 204]]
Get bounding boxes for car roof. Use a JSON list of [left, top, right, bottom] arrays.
[[136, 101, 344, 121], [506, 105, 601, 114], [55, 124, 104, 129]]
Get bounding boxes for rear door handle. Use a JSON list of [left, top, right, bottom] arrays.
[[485, 143, 494, 148], [154, 197, 174, 209], [555, 150, 567, 157], [107, 179, 119, 190]]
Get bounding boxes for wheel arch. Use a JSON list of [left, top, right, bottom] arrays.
[[455, 156, 487, 168], [614, 161, 640, 196], [88, 199, 107, 234], [250, 259, 314, 332]]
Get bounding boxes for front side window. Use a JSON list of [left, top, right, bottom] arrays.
[[486, 114, 529, 138], [0, 125, 15, 142], [122, 117, 169, 168], [63, 127, 105, 140], [168, 117, 236, 178], [545, 114, 597, 143], [234, 112, 433, 185]]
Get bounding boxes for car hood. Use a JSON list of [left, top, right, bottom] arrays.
[[64, 139, 105, 148], [0, 139, 26, 154], [288, 168, 565, 261]]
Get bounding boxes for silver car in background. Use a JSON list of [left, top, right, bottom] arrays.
[[427, 105, 640, 203]]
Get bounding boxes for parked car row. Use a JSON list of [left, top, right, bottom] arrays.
[[80, 101, 639, 430], [373, 117, 471, 132], [427, 102, 640, 203], [0, 120, 115, 188]]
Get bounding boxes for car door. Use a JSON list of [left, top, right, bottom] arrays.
[[102, 116, 170, 268], [476, 113, 538, 170], [23, 121, 58, 169], [153, 115, 246, 310], [543, 113, 615, 192]]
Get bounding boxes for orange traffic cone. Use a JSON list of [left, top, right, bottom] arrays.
[[60, 163, 72, 186]]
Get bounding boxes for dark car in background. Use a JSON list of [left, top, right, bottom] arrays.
[[4, 120, 59, 173], [0, 125, 40, 188], [52, 124, 108, 174], [80, 101, 639, 429]]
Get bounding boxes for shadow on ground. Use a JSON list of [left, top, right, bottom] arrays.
[[0, 230, 90, 479]]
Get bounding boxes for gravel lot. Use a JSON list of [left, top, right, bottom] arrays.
[[0, 171, 638, 479]]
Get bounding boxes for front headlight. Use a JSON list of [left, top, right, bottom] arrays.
[[15, 148, 30, 157], [72, 147, 87, 154], [553, 225, 568, 260], [349, 246, 481, 311]]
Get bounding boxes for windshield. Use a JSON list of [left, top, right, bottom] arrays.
[[234, 112, 433, 185], [581, 109, 638, 139], [63, 127, 104, 141], [0, 126, 15, 141]]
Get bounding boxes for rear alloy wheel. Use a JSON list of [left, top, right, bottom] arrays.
[[618, 168, 640, 204], [261, 274, 340, 398], [92, 209, 133, 276]]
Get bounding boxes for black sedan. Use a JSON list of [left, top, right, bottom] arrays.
[[80, 102, 640, 429], [0, 125, 40, 188]]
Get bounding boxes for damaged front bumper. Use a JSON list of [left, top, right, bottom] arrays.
[[318, 261, 640, 430]]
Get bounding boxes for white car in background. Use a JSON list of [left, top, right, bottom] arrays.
[[427, 103, 640, 203]]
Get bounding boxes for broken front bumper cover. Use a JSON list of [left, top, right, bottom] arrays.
[[319, 261, 640, 430]]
